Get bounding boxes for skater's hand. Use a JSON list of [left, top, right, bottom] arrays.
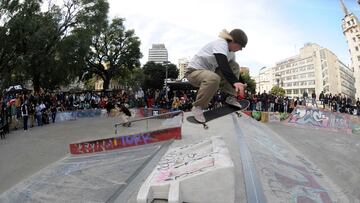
[[234, 82, 245, 97]]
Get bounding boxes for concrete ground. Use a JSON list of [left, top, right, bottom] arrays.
[[1, 112, 360, 202], [267, 122, 360, 201], [0, 116, 144, 194]]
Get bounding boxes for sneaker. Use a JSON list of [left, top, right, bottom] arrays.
[[191, 106, 206, 123], [225, 95, 242, 108]]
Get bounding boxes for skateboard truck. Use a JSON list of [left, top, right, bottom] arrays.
[[199, 111, 241, 129], [201, 122, 209, 129]]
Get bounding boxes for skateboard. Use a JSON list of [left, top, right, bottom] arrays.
[[187, 99, 250, 129]]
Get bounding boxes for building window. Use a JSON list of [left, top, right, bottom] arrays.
[[307, 72, 315, 78], [353, 37, 356, 42], [356, 46, 359, 52], [357, 56, 360, 61]]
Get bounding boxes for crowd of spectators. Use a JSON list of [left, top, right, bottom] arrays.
[[0, 88, 197, 134], [1, 87, 360, 136], [246, 90, 360, 116]]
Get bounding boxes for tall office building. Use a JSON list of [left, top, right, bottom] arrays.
[[340, 0, 360, 99], [177, 58, 189, 80], [272, 43, 355, 99], [148, 44, 168, 64]]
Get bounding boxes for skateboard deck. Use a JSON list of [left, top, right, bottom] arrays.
[[187, 99, 250, 129]]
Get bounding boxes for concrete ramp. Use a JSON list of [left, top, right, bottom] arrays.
[[0, 142, 171, 203], [237, 114, 348, 202], [143, 111, 350, 202], [137, 136, 235, 203], [285, 106, 360, 135]]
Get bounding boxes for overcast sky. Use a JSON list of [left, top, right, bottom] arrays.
[[108, 0, 360, 76]]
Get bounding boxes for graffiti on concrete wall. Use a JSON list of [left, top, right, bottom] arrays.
[[287, 106, 360, 135], [153, 139, 217, 183], [69, 127, 181, 154], [250, 122, 335, 202], [271, 158, 333, 203], [70, 133, 151, 154], [269, 112, 281, 122], [244, 111, 290, 122]]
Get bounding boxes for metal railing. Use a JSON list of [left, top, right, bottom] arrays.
[[114, 110, 184, 136]]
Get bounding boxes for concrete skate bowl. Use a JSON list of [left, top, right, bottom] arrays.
[[285, 106, 360, 135]]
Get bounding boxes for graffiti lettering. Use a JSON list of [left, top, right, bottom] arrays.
[[287, 106, 359, 134], [274, 158, 333, 203], [73, 133, 151, 154], [121, 133, 151, 146]]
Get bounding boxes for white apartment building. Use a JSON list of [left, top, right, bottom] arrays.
[[148, 44, 168, 64], [340, 0, 360, 99], [273, 43, 355, 99], [177, 58, 189, 80], [257, 67, 273, 94]]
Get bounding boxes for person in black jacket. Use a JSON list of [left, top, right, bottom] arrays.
[[185, 29, 247, 122]]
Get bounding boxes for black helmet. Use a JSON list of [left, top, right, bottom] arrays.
[[229, 29, 248, 47]]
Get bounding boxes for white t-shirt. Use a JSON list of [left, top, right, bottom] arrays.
[[188, 39, 235, 72]]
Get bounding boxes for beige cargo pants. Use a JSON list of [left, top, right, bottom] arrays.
[[185, 61, 240, 108]]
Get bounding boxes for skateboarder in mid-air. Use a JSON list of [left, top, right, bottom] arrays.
[[118, 104, 132, 127], [185, 28, 248, 123]]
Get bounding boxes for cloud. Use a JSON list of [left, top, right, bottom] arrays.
[[107, 0, 346, 76]]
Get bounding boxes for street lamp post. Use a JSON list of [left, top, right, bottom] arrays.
[[165, 65, 168, 98], [163, 61, 170, 99]]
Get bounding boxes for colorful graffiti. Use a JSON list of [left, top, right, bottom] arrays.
[[286, 106, 360, 135], [272, 158, 333, 203], [69, 127, 181, 155], [244, 111, 290, 122], [249, 121, 336, 202]]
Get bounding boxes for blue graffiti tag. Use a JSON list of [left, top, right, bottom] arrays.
[[120, 133, 151, 146]]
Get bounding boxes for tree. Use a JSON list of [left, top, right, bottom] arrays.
[[240, 72, 256, 94], [113, 67, 145, 90], [0, 0, 109, 91], [84, 17, 142, 90], [142, 61, 178, 90], [270, 86, 285, 97]]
